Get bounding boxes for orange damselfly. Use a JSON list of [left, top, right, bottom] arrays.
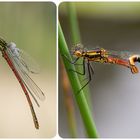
[[0, 37, 45, 129], [65, 44, 140, 93]]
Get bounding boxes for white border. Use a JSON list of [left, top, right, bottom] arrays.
[[0, 1, 139, 140]]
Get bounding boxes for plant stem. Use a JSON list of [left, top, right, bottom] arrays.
[[67, 2, 81, 44], [67, 2, 93, 115], [61, 61, 77, 137], [59, 22, 98, 138]]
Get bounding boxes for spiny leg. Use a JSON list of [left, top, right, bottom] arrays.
[[63, 54, 93, 94], [63, 54, 85, 74], [62, 54, 80, 64], [82, 62, 94, 82], [77, 60, 92, 95], [68, 58, 86, 75], [63, 55, 86, 65], [89, 62, 94, 75]]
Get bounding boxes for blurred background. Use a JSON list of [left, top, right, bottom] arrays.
[[59, 2, 140, 138], [0, 2, 56, 138]]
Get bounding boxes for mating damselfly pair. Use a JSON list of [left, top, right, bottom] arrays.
[[0, 37, 45, 129], [65, 44, 140, 93]]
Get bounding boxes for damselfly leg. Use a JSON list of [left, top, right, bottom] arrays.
[[77, 60, 93, 94], [63, 54, 85, 75], [63, 55, 94, 94]]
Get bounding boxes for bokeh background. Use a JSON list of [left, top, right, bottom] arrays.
[[0, 2, 56, 138], [59, 2, 140, 138]]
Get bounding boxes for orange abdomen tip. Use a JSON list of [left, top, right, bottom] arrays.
[[131, 65, 139, 74]]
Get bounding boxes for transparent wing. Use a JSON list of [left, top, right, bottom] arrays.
[[14, 49, 40, 74], [15, 61, 45, 101], [6, 47, 45, 101], [106, 50, 135, 60]]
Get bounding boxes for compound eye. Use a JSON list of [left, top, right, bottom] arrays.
[[75, 50, 82, 57]]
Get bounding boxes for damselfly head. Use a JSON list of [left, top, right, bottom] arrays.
[[71, 43, 84, 57], [7, 42, 16, 50]]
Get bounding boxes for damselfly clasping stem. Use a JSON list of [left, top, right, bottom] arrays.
[[66, 44, 140, 93], [71, 44, 140, 74]]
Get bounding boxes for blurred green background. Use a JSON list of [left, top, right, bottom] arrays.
[[0, 2, 56, 72], [59, 2, 140, 138], [0, 2, 56, 138], [60, 2, 140, 20]]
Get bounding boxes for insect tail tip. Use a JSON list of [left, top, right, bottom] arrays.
[[131, 65, 139, 74]]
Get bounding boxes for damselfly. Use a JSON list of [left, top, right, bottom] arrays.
[[65, 44, 140, 93], [0, 37, 45, 129]]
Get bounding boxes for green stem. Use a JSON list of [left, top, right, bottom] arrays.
[[67, 102, 77, 137], [59, 22, 98, 138], [67, 2, 81, 44], [67, 2, 93, 115], [61, 61, 77, 137]]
